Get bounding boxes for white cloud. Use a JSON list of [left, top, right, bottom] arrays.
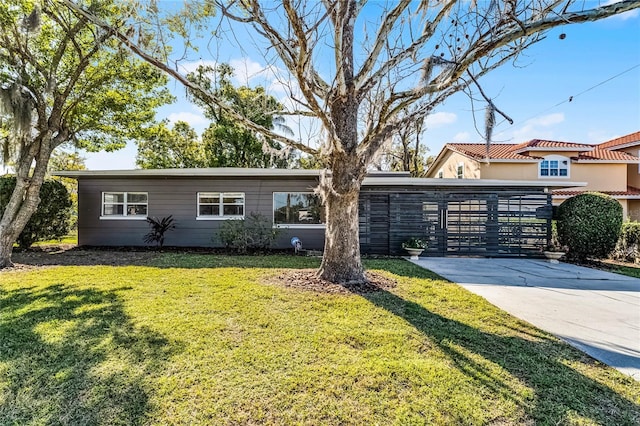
[[453, 132, 471, 142], [425, 112, 457, 128], [167, 111, 208, 128], [177, 59, 218, 75], [511, 113, 565, 141], [529, 113, 564, 127], [229, 58, 279, 85]]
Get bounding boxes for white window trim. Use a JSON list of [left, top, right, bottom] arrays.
[[100, 192, 148, 220], [456, 162, 464, 179], [274, 224, 326, 229], [273, 192, 325, 228], [196, 192, 245, 220], [437, 169, 444, 179], [538, 155, 570, 179]]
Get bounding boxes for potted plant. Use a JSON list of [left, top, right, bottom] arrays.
[[543, 222, 566, 263], [402, 237, 427, 260]]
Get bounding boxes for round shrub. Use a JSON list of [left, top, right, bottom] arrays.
[[0, 176, 73, 249], [557, 192, 622, 261]]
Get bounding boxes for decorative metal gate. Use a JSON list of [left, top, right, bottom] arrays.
[[359, 189, 551, 257]]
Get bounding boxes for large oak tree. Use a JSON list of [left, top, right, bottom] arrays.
[[0, 0, 171, 267], [65, 0, 638, 283]]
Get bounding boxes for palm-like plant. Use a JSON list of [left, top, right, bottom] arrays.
[[144, 215, 176, 248]]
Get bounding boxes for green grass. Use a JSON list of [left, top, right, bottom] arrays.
[[1, 255, 638, 425], [607, 264, 640, 279], [32, 231, 78, 246]]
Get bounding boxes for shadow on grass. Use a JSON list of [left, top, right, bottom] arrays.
[[361, 286, 640, 424], [0, 284, 179, 425]]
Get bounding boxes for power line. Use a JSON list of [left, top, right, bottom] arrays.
[[494, 63, 640, 138]]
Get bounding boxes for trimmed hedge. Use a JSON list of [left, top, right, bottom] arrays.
[[0, 176, 73, 249], [613, 222, 640, 263], [557, 192, 622, 261]]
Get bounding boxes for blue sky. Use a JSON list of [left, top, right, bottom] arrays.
[[83, 3, 640, 170]]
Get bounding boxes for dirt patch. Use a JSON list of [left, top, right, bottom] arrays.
[[569, 258, 639, 273], [265, 269, 397, 295], [4, 245, 159, 272]]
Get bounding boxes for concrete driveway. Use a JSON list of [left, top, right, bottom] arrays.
[[409, 257, 640, 380]]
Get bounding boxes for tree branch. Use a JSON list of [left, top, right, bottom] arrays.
[[466, 71, 513, 125], [62, 0, 319, 156]]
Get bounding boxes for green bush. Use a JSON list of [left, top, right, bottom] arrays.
[[217, 213, 280, 253], [557, 192, 622, 261], [612, 222, 640, 263], [0, 176, 73, 249]]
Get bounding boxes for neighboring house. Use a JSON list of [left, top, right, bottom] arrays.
[[55, 168, 580, 257], [426, 131, 640, 220]]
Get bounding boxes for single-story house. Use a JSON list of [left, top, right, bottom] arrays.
[[425, 131, 640, 220], [55, 168, 582, 257]]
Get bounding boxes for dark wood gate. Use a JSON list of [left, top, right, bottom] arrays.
[[359, 189, 551, 257]]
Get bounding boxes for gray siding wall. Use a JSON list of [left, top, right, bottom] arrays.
[[77, 176, 325, 249]]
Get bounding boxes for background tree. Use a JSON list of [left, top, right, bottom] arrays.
[[0, 176, 72, 249], [136, 121, 206, 169], [66, 0, 639, 283], [0, 0, 172, 267], [48, 148, 86, 231], [188, 64, 295, 169], [374, 108, 433, 177]]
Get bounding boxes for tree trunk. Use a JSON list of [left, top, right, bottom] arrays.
[[317, 183, 364, 283], [317, 150, 367, 284], [0, 228, 17, 268], [0, 136, 52, 268], [0, 177, 41, 268]]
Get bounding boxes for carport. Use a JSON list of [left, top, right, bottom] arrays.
[[359, 178, 582, 257]]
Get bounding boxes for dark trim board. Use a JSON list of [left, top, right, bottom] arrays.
[[64, 169, 562, 257]]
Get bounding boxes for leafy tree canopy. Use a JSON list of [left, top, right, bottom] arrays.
[[136, 120, 206, 169], [188, 63, 295, 168], [0, 0, 173, 267]]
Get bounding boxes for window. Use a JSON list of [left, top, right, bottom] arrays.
[[101, 192, 147, 219], [437, 170, 444, 179], [539, 156, 569, 178], [197, 192, 244, 219], [273, 192, 324, 227], [456, 163, 464, 179]]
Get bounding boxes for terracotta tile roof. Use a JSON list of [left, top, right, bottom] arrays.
[[597, 131, 640, 150], [446, 140, 640, 162], [575, 149, 640, 162], [553, 186, 640, 197], [511, 139, 593, 151], [446, 143, 538, 161]]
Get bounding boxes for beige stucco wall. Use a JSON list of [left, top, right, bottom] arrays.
[[618, 199, 630, 222], [478, 162, 538, 180], [571, 163, 627, 192], [628, 200, 640, 222], [628, 167, 640, 189], [431, 151, 481, 179], [617, 146, 640, 188]]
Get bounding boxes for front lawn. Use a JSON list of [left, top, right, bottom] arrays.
[[1, 254, 638, 425]]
